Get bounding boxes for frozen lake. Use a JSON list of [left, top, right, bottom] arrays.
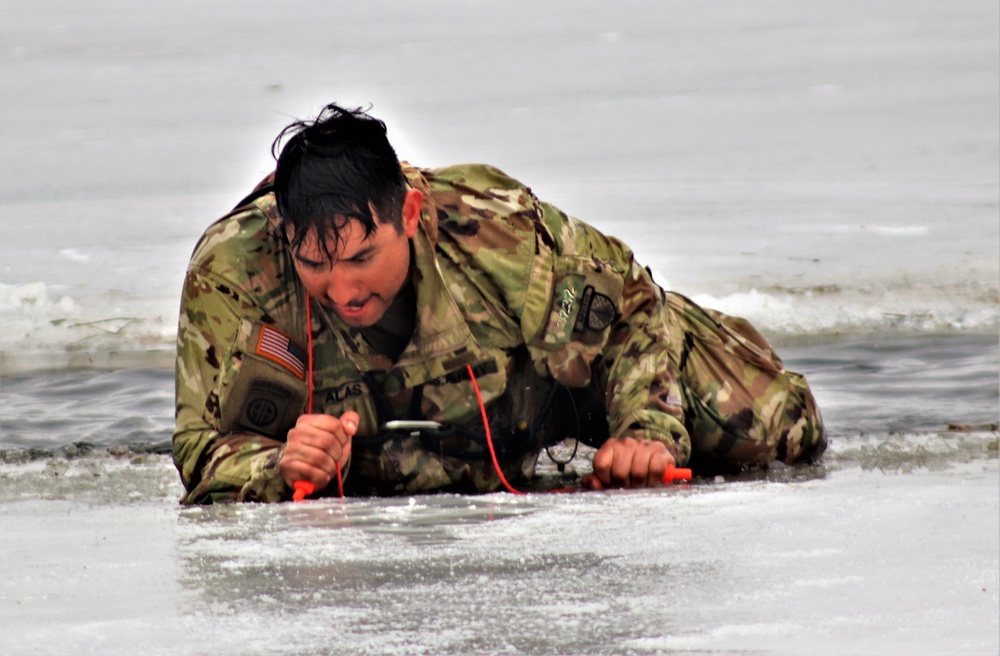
[[1, 0, 998, 654]]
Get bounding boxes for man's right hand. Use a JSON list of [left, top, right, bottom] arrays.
[[279, 411, 359, 492]]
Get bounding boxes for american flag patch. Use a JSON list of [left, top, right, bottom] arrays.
[[255, 325, 306, 379]]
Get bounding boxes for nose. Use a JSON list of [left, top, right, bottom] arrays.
[[324, 269, 363, 306]]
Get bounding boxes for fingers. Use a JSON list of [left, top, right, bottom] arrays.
[[625, 443, 651, 486], [279, 412, 360, 491], [590, 441, 615, 487], [646, 448, 674, 487], [279, 452, 334, 492], [294, 413, 358, 459], [589, 437, 676, 490], [341, 410, 360, 435], [296, 412, 359, 441], [609, 438, 641, 487], [279, 436, 337, 490]]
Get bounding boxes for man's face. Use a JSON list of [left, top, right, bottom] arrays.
[[288, 189, 422, 328]]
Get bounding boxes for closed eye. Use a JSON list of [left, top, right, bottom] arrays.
[[295, 255, 329, 271], [344, 247, 377, 265]]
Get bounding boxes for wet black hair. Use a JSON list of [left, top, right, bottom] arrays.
[[271, 103, 407, 259]]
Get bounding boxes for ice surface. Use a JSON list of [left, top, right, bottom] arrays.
[[1, 455, 997, 655]]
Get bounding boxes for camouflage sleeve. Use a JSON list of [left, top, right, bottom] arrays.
[[595, 260, 692, 465], [173, 267, 290, 504], [523, 200, 692, 464]]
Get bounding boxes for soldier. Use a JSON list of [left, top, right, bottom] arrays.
[[173, 103, 826, 504]]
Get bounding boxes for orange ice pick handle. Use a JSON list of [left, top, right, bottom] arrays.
[[292, 480, 316, 502], [662, 464, 692, 484]]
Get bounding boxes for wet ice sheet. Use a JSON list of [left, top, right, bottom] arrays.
[[1, 456, 997, 656], [1, 334, 995, 654]]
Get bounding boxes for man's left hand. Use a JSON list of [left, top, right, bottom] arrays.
[[581, 436, 675, 490]]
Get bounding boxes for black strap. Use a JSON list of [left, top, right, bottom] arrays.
[[361, 371, 398, 424]]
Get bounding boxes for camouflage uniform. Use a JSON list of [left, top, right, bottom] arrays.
[[173, 163, 826, 504]]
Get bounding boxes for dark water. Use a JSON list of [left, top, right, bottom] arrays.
[[0, 368, 175, 454], [2, 333, 997, 459], [783, 333, 999, 434]]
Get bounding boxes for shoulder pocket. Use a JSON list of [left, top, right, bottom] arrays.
[[527, 255, 625, 386], [218, 319, 308, 439]]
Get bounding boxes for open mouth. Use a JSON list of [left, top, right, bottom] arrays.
[[338, 297, 372, 318]]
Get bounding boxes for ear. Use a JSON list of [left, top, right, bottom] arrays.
[[401, 188, 423, 238]]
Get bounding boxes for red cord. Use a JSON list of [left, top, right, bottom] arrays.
[[304, 293, 343, 499], [305, 294, 314, 412], [467, 363, 524, 495], [466, 367, 685, 494]]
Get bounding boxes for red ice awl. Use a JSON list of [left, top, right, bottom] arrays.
[[292, 480, 315, 502], [662, 464, 692, 484]]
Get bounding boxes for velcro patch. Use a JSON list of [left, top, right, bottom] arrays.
[[239, 380, 294, 437], [256, 325, 306, 379], [574, 285, 615, 332], [325, 381, 367, 404]]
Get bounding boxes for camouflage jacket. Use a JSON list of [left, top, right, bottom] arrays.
[[173, 163, 689, 503]]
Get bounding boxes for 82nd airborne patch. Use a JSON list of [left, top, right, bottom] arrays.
[[238, 379, 294, 437]]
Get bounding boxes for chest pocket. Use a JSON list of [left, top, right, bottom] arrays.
[[527, 254, 625, 387], [218, 319, 308, 440]]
